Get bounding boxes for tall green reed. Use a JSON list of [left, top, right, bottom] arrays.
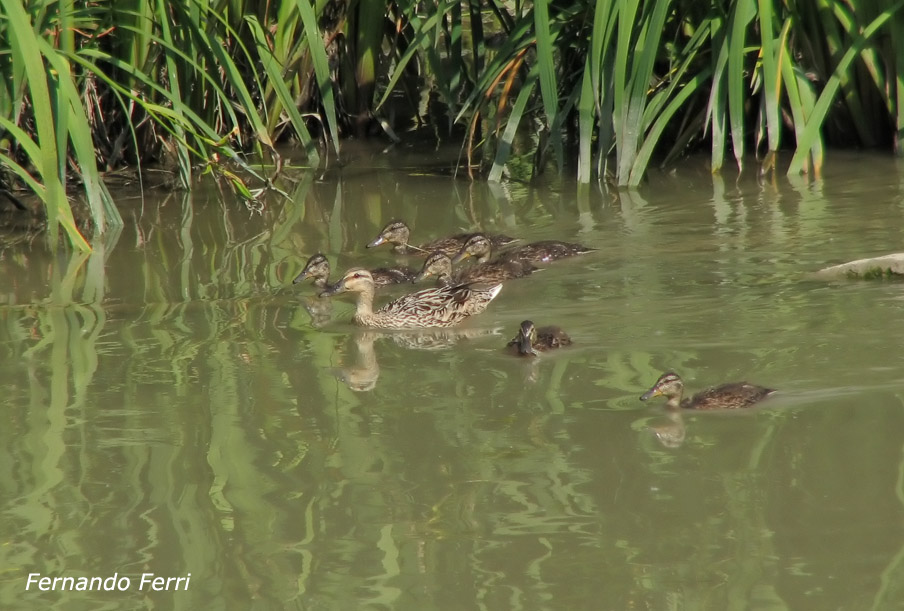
[[4, 0, 904, 253]]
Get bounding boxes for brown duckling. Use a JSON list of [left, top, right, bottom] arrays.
[[413, 251, 536, 286], [451, 233, 594, 265], [293, 253, 416, 288], [507, 320, 572, 356], [640, 372, 775, 410], [366, 220, 519, 257]]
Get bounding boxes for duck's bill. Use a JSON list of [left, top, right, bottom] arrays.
[[517, 334, 538, 356], [367, 235, 386, 248], [639, 387, 662, 401], [319, 281, 347, 298], [411, 270, 430, 283], [292, 271, 310, 285], [450, 251, 469, 265]]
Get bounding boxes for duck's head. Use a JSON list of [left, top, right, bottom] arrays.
[[512, 320, 539, 356], [319, 268, 376, 297], [367, 220, 410, 249], [413, 251, 453, 283], [293, 253, 331, 286], [451, 234, 492, 264], [640, 372, 684, 402]]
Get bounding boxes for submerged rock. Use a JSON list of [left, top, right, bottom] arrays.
[[813, 253, 904, 280]]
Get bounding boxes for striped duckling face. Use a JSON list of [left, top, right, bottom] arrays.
[[451, 234, 492, 264], [413, 251, 454, 284], [294, 253, 331, 287], [367, 220, 410, 249], [639, 372, 684, 403], [512, 320, 540, 356]]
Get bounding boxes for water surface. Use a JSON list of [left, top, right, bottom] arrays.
[[2, 147, 904, 610]]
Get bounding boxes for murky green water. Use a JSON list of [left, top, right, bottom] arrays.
[[2, 147, 904, 610]]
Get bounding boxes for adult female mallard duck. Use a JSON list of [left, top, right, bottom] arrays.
[[506, 320, 572, 356], [293, 253, 416, 288], [639, 372, 775, 410], [412, 251, 536, 286], [451, 233, 594, 265], [319, 268, 502, 328], [366, 220, 519, 257]]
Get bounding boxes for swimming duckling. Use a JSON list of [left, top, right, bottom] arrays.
[[451, 233, 594, 265], [366, 220, 519, 257], [639, 372, 775, 410], [413, 251, 536, 286], [293, 253, 416, 288], [507, 320, 572, 356]]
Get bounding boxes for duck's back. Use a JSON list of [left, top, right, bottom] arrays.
[[502, 240, 594, 264], [421, 232, 518, 257], [685, 382, 775, 410], [371, 266, 417, 285], [370, 283, 501, 328]]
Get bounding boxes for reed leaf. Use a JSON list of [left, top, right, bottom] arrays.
[[757, 0, 781, 155], [727, 0, 755, 172], [2, 0, 89, 251], [294, 0, 340, 154], [488, 72, 537, 183], [533, 0, 562, 173], [788, 3, 904, 175]]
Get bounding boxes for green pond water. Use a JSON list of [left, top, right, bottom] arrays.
[[2, 146, 904, 610]]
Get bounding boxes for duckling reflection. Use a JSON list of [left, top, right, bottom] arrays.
[[648, 411, 687, 448], [334, 332, 380, 392], [386, 326, 503, 350]]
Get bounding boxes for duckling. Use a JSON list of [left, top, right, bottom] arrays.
[[639, 372, 775, 410], [319, 268, 502, 328], [451, 233, 594, 265], [366, 220, 519, 257], [293, 253, 415, 288], [412, 251, 536, 286], [507, 320, 572, 356]]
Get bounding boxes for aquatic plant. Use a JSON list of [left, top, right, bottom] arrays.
[[3, 0, 904, 249]]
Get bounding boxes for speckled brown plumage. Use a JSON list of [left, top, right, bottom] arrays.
[[366, 220, 519, 257], [413, 251, 536, 286], [293, 253, 416, 287], [640, 372, 775, 410], [319, 268, 502, 328], [506, 320, 572, 356]]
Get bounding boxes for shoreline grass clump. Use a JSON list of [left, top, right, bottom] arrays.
[[3, 0, 904, 249]]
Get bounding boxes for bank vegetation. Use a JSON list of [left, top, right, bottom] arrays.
[[2, 0, 903, 249]]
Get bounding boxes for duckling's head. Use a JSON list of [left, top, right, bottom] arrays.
[[367, 220, 410, 249], [640, 372, 684, 402], [319, 268, 376, 297], [451, 234, 492, 264], [413, 251, 453, 283], [294, 253, 331, 286], [512, 320, 540, 356]]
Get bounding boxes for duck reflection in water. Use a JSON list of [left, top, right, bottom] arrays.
[[334, 332, 380, 392], [333, 327, 503, 392], [648, 411, 687, 448]]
